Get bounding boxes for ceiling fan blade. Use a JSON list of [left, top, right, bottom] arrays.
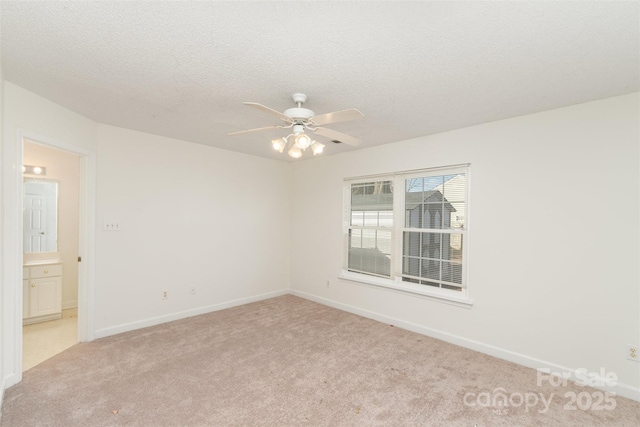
[[228, 125, 281, 136], [312, 127, 362, 146], [243, 102, 291, 122], [312, 108, 364, 126]]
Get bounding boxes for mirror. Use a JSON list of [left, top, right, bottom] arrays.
[[23, 179, 59, 253]]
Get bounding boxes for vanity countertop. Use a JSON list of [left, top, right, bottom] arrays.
[[23, 251, 63, 266], [23, 256, 63, 267], [24, 260, 62, 266]]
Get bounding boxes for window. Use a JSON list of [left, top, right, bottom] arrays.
[[348, 180, 394, 277], [343, 165, 470, 305]]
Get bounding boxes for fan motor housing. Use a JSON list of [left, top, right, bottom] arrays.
[[284, 107, 315, 121]]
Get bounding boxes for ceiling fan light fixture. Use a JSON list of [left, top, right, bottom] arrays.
[[271, 137, 287, 153], [294, 132, 311, 150], [288, 145, 302, 159], [229, 93, 364, 159], [311, 141, 325, 155]]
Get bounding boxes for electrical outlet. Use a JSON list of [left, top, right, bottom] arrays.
[[162, 290, 168, 300], [628, 345, 639, 362], [189, 287, 196, 295]]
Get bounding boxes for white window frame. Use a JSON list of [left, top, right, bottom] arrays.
[[340, 164, 472, 307]]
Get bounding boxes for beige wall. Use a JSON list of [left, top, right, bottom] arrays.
[[93, 124, 291, 333], [23, 141, 80, 309], [290, 93, 640, 394], [3, 82, 292, 339]]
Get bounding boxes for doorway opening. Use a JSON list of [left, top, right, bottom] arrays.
[[3, 129, 97, 387], [22, 139, 80, 371]]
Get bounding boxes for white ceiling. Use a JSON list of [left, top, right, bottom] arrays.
[[1, 1, 638, 161]]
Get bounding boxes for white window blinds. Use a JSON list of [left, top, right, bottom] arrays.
[[345, 165, 469, 297]]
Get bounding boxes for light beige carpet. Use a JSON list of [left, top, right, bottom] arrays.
[[1, 295, 638, 426]]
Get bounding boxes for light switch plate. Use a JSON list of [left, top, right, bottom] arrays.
[[103, 221, 121, 231]]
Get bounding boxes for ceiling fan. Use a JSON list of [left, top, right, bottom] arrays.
[[228, 93, 364, 158]]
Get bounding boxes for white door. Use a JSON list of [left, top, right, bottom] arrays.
[[23, 181, 57, 252]]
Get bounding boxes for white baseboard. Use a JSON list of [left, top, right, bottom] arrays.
[[94, 289, 289, 339], [290, 289, 640, 402], [2, 370, 20, 391], [62, 300, 78, 310]]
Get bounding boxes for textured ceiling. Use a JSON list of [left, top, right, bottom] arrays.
[[1, 1, 638, 161]]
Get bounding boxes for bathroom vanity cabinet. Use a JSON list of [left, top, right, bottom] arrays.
[[23, 261, 62, 325]]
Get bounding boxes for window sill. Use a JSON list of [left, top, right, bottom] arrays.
[[339, 270, 473, 308]]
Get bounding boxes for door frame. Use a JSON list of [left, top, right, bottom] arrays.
[[3, 128, 95, 387]]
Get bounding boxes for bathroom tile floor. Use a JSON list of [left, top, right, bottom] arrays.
[[23, 308, 78, 372]]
